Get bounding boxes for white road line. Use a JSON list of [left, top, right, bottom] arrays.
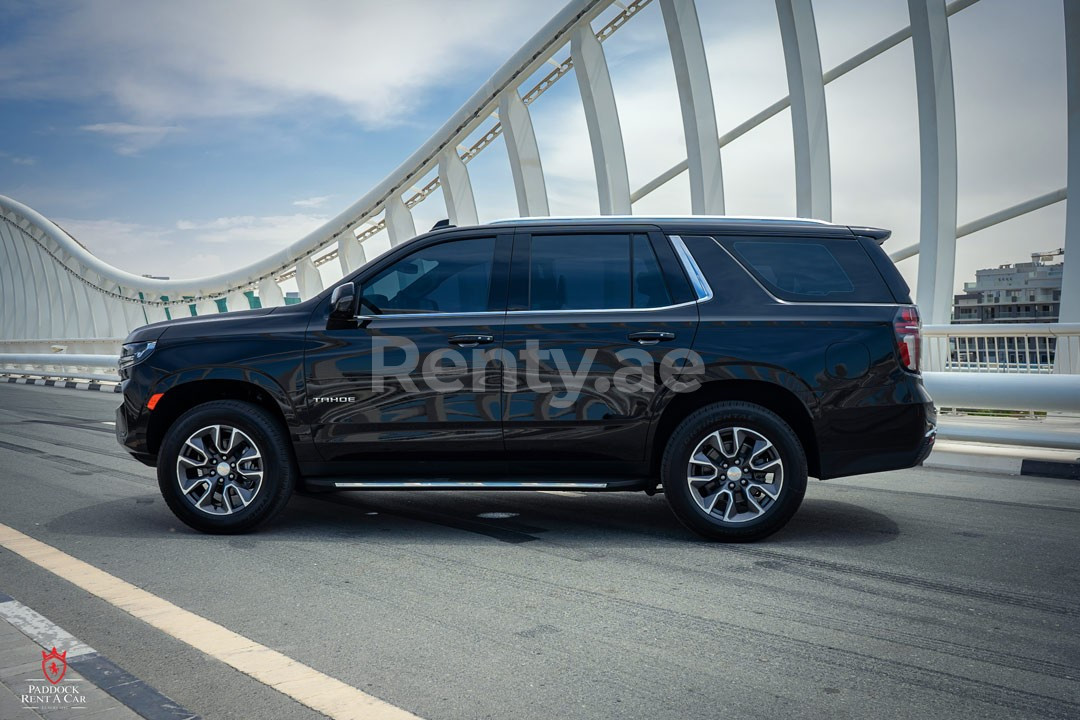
[[0, 522, 422, 720], [101, 421, 116, 426], [0, 598, 95, 659]]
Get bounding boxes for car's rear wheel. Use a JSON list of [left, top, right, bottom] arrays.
[[662, 401, 807, 541], [157, 400, 295, 534]]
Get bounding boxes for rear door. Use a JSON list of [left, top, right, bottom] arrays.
[[501, 227, 698, 469]]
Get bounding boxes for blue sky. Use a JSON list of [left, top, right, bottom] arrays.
[[0, 0, 1069, 296]]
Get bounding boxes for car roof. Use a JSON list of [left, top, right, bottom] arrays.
[[438, 215, 890, 240]]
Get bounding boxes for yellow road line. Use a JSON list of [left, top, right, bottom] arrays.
[[0, 522, 421, 720]]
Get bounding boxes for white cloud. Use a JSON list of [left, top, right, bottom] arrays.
[[180, 213, 328, 247], [80, 122, 182, 155], [175, 216, 260, 232], [0, 1, 555, 128], [55, 213, 329, 280], [292, 195, 333, 208]]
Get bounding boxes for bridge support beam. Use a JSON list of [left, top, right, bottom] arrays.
[[338, 233, 367, 275], [776, 0, 831, 221], [385, 194, 416, 247], [257, 277, 285, 308], [438, 149, 479, 226], [499, 91, 550, 217], [909, 0, 958, 325], [294, 257, 324, 300], [226, 291, 251, 312], [195, 296, 219, 318], [661, 0, 724, 215], [572, 24, 631, 215], [1062, 0, 1080, 323]]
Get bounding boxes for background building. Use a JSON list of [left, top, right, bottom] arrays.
[[952, 250, 1064, 324]]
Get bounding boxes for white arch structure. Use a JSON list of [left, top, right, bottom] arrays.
[[2, 0, 1079, 427]]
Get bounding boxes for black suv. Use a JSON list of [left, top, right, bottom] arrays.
[[116, 217, 936, 541]]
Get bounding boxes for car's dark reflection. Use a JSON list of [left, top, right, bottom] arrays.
[[49, 489, 899, 548]]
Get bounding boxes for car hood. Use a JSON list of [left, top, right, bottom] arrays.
[[124, 307, 279, 343]]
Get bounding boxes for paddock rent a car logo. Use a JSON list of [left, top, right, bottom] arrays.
[[18, 647, 89, 710]]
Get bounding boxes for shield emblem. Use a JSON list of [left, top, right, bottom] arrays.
[[41, 648, 67, 685]]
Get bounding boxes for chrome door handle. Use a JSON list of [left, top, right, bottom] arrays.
[[627, 331, 675, 345], [448, 334, 494, 348]]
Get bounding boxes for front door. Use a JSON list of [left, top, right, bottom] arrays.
[[305, 233, 511, 470]]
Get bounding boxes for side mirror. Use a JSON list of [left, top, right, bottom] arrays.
[[329, 282, 357, 320]]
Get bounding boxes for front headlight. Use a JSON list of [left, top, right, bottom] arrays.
[[119, 341, 157, 370]]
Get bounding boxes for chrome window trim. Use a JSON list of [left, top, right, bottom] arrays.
[[505, 300, 700, 316], [358, 299, 702, 321], [669, 234, 714, 302], [356, 310, 505, 320], [354, 234, 713, 319]]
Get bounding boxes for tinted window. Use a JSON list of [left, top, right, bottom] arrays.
[[632, 234, 673, 308], [527, 235, 631, 310], [362, 237, 495, 314], [724, 238, 892, 302], [734, 241, 852, 296]]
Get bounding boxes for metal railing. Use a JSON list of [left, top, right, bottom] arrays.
[[0, 353, 120, 383], [922, 323, 1080, 374]]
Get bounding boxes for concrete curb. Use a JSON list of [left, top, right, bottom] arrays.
[[925, 441, 1080, 479], [2, 376, 121, 393]]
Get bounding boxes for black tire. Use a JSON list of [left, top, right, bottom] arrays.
[[661, 401, 807, 542], [157, 400, 296, 534]]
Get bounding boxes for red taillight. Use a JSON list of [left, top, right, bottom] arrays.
[[894, 306, 921, 372]]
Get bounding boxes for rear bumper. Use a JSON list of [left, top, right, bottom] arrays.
[[815, 387, 937, 480]]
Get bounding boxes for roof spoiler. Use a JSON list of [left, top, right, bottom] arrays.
[[848, 226, 891, 244]]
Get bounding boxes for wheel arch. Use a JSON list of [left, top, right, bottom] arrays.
[[145, 373, 297, 457], [650, 379, 820, 479]]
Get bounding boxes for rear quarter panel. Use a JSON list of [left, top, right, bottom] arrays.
[[679, 234, 931, 479]]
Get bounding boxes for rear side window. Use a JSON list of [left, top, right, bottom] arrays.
[[720, 237, 893, 302], [524, 234, 672, 310]]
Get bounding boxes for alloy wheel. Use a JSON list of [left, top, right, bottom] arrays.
[[685, 426, 784, 523], [175, 424, 264, 516]]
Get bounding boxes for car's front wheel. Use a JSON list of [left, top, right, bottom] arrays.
[[661, 401, 807, 541], [157, 400, 296, 534]]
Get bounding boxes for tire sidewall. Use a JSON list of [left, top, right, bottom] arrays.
[[663, 402, 807, 541], [157, 401, 293, 533]]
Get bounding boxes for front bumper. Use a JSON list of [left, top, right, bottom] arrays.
[[116, 380, 156, 466]]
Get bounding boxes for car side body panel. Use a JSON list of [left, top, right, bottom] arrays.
[[117, 217, 935, 488]]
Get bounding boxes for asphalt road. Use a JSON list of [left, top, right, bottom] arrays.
[[0, 382, 1077, 720]]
